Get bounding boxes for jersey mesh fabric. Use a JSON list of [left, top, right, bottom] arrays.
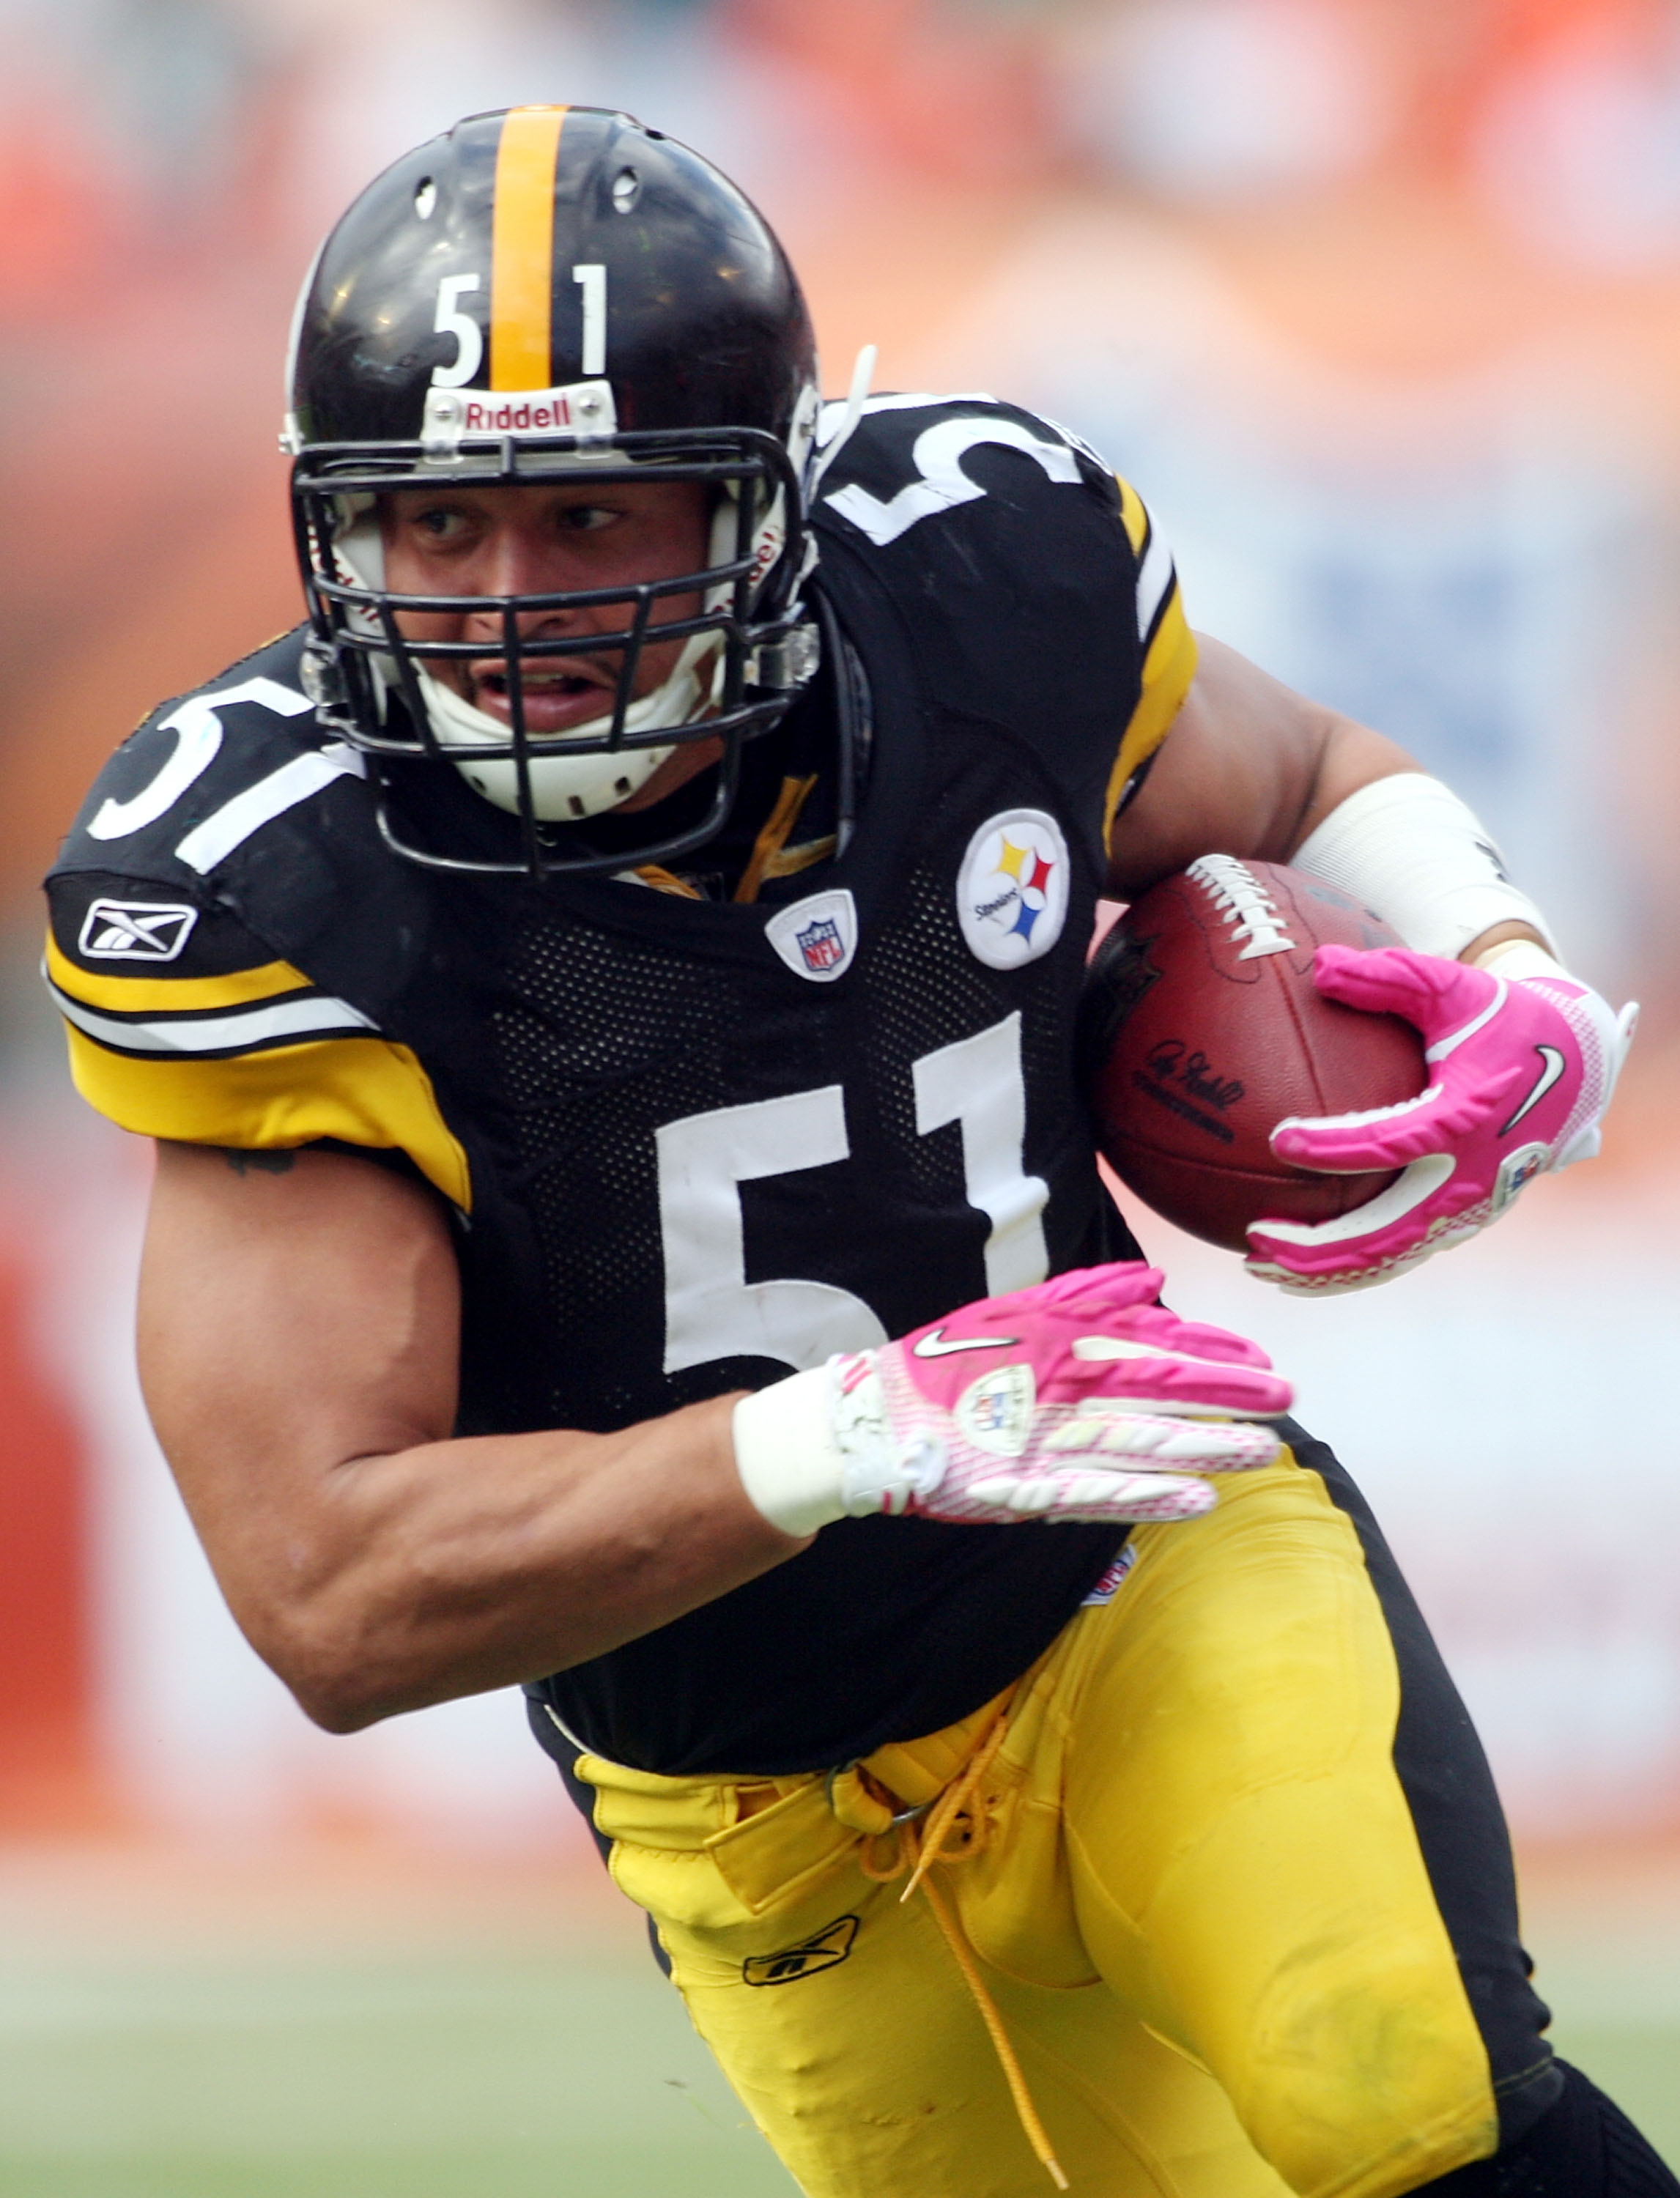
[[486, 911, 731, 1434], [459, 668, 1143, 1769], [863, 851, 1076, 1181]]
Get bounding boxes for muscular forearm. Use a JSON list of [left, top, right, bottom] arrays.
[[138, 1142, 804, 1733], [235, 1397, 799, 1733]]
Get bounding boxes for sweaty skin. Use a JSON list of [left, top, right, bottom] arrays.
[[138, 491, 1544, 1733]]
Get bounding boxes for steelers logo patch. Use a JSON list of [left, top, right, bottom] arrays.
[[956, 810, 1070, 970]]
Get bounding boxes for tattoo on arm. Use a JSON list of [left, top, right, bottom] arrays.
[[221, 1148, 297, 1177]]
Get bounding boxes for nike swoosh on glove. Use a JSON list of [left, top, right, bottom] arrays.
[[1246, 944, 1638, 1295], [732, 1263, 1292, 1536]]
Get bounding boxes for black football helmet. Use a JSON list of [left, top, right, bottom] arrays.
[[285, 106, 823, 877]]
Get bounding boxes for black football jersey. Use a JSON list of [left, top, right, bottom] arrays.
[[45, 397, 1198, 1775]]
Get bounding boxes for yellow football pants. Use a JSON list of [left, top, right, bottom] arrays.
[[575, 1454, 1519, 2198]]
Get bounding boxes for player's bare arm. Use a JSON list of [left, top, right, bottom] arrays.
[[1107, 632, 1542, 961], [138, 1141, 796, 1733]]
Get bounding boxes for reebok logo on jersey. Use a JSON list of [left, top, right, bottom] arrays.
[[913, 1328, 1024, 1358], [77, 900, 199, 961], [956, 810, 1070, 971], [1499, 1045, 1566, 1136], [743, 1915, 859, 1986]]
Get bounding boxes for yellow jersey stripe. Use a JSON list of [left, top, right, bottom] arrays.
[[491, 106, 568, 391], [45, 933, 310, 1016], [1116, 477, 1149, 558], [62, 1026, 472, 1211], [1103, 589, 1197, 852]]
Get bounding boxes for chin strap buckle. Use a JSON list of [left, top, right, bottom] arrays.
[[299, 639, 349, 714], [747, 621, 821, 692]]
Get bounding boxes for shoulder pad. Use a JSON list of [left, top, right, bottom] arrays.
[[51, 626, 373, 894], [48, 865, 283, 987], [813, 394, 1120, 552]]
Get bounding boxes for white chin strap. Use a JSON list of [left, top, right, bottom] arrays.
[[421, 632, 722, 821]]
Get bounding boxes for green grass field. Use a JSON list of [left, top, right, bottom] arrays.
[[0, 1945, 796, 2197], [0, 1845, 1671, 2195]]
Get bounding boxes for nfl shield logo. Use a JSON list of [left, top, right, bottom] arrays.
[[796, 917, 845, 973], [766, 887, 859, 983]]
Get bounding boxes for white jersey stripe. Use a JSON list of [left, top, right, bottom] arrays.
[[49, 982, 377, 1056], [1136, 527, 1175, 642]]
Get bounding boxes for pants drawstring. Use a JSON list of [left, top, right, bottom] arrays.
[[846, 1701, 1069, 2191]]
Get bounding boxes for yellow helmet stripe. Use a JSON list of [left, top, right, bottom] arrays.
[[491, 106, 569, 392]]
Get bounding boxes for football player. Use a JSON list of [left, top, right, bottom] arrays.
[[45, 108, 1669, 2198]]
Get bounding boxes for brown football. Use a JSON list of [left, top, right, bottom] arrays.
[[1080, 856, 1428, 1253]]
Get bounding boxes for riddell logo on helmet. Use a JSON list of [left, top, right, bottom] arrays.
[[421, 380, 618, 448], [459, 392, 586, 433]]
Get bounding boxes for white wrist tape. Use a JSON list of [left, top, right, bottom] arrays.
[[733, 1368, 848, 1539], [1471, 937, 1568, 983], [1293, 774, 1557, 962]]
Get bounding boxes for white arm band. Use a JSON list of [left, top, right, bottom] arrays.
[[1292, 774, 1557, 962], [733, 1368, 847, 1539]]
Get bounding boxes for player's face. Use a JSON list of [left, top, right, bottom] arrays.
[[379, 480, 711, 741]]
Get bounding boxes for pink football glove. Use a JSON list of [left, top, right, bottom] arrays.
[[733, 1264, 1291, 1536], [1246, 945, 1638, 1295]]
